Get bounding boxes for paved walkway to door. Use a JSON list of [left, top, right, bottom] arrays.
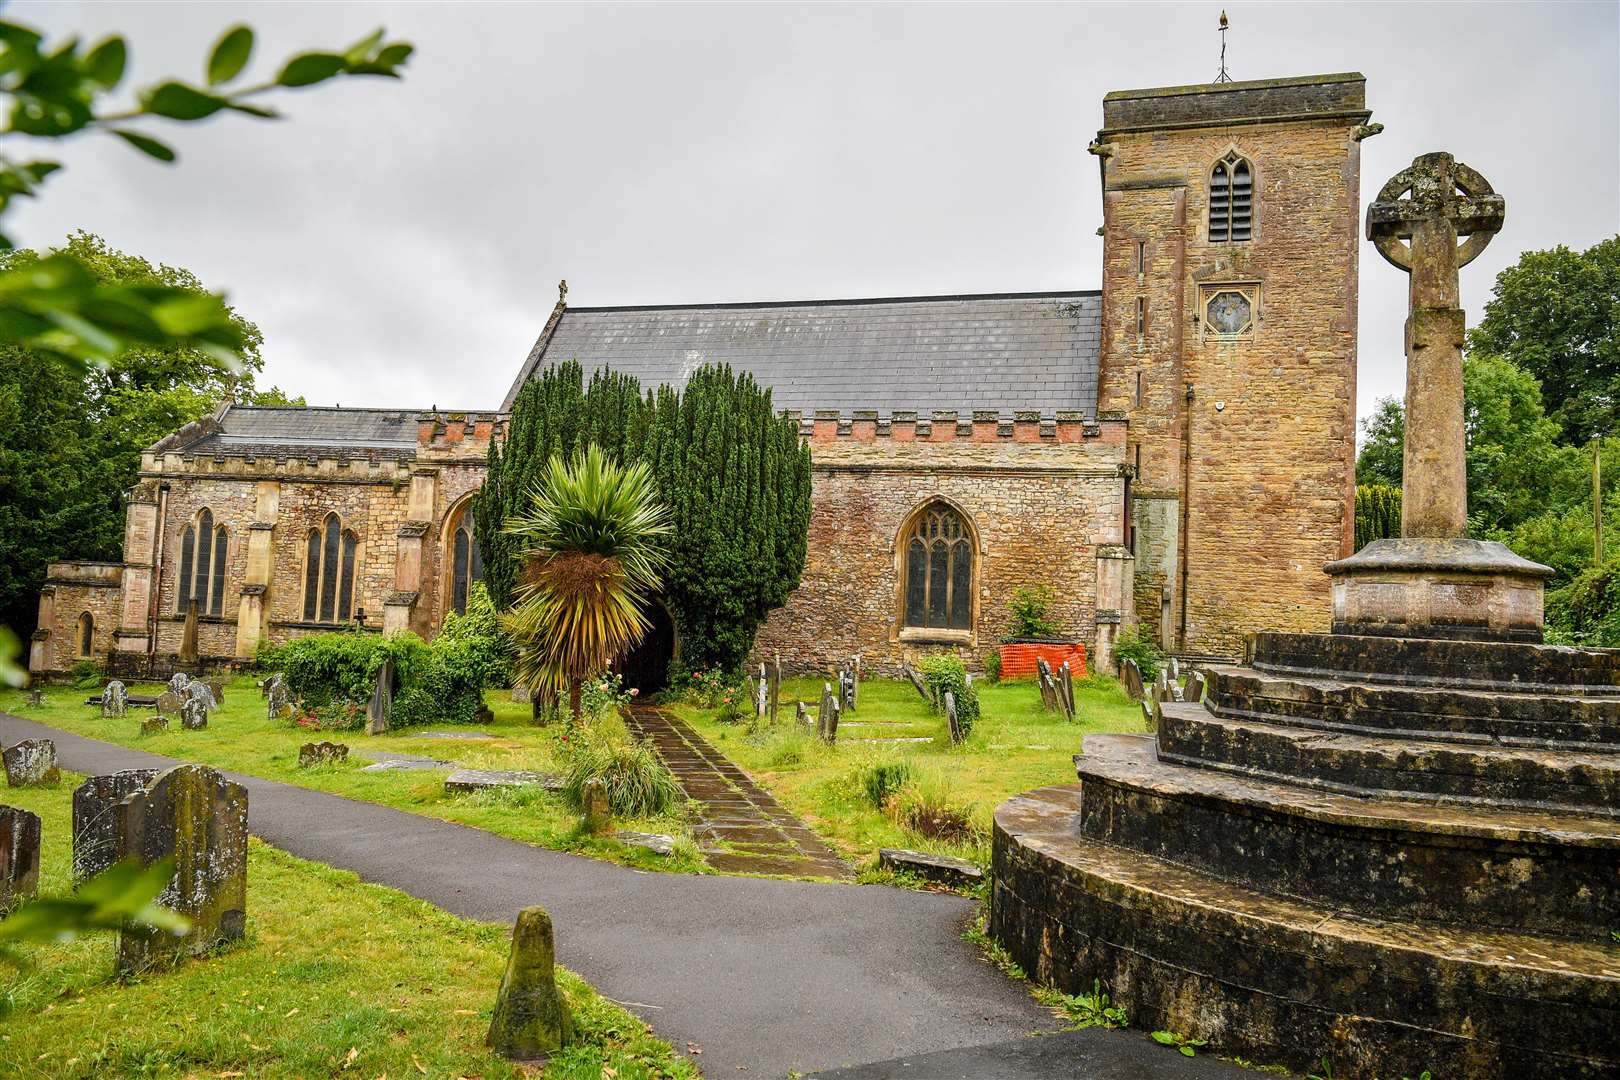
[[625, 705, 853, 879]]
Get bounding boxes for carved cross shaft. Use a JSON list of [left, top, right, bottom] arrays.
[[1366, 152, 1505, 539]]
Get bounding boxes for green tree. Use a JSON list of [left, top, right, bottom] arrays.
[[1355, 396, 1404, 487], [504, 446, 670, 718], [0, 233, 295, 640], [1468, 236, 1620, 446]]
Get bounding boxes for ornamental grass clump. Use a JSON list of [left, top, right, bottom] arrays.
[[562, 719, 680, 819], [504, 445, 671, 720]]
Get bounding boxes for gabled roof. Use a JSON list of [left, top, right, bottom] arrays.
[[171, 405, 428, 461], [502, 291, 1102, 418]]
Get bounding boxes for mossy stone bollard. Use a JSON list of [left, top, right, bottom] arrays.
[[582, 777, 611, 834], [488, 905, 575, 1061]]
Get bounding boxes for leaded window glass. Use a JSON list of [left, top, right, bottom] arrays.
[[1209, 152, 1253, 243], [304, 513, 359, 624], [176, 510, 228, 615], [901, 504, 974, 632]]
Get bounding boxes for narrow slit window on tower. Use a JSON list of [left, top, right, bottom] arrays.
[[1136, 240, 1146, 274], [1136, 297, 1146, 338], [1210, 152, 1254, 243]]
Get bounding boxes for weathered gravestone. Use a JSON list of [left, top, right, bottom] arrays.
[[903, 663, 931, 702], [298, 741, 349, 768], [140, 717, 169, 736], [1184, 670, 1206, 705], [1059, 661, 1077, 720], [1168, 656, 1181, 682], [24, 688, 43, 709], [115, 764, 248, 973], [0, 804, 41, 912], [266, 675, 292, 720], [168, 672, 191, 695], [71, 769, 160, 883], [795, 700, 809, 726], [188, 680, 218, 711], [155, 691, 182, 716], [818, 683, 840, 744], [487, 905, 575, 1060], [204, 679, 225, 706], [180, 697, 208, 731], [1120, 659, 1143, 702], [179, 599, 199, 666], [769, 654, 782, 725], [366, 658, 393, 736], [101, 679, 128, 718], [1140, 698, 1156, 731], [581, 777, 610, 834], [4, 739, 59, 788], [945, 691, 962, 744]]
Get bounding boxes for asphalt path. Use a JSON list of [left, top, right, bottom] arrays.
[[1, 712, 1241, 1079]]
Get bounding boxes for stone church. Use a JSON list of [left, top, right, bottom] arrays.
[[30, 72, 1374, 682]]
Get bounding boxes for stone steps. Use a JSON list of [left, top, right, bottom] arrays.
[[1158, 702, 1620, 815], [1207, 665, 1620, 749], [1074, 734, 1620, 939], [1250, 631, 1620, 694], [991, 784, 1620, 1079]]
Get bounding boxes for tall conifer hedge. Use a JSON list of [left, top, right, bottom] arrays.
[[1354, 484, 1403, 551], [476, 361, 811, 672]]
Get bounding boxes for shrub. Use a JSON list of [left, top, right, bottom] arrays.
[[861, 761, 915, 810], [68, 660, 99, 690], [1354, 484, 1403, 551], [670, 666, 745, 709], [436, 582, 513, 689], [917, 655, 981, 737], [1548, 558, 1620, 648], [1111, 626, 1165, 683], [890, 771, 981, 844], [982, 650, 1002, 683], [562, 718, 681, 818], [1008, 585, 1060, 639], [261, 628, 485, 727]]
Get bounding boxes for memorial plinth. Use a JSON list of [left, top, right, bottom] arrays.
[[989, 154, 1620, 1079]]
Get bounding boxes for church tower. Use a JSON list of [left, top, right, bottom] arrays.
[[1092, 73, 1375, 656]]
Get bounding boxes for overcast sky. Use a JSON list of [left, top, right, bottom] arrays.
[[14, 2, 1619, 424]]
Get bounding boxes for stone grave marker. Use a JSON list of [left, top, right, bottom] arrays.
[[582, 777, 611, 834], [178, 599, 199, 666], [1153, 668, 1170, 703], [614, 831, 675, 856], [755, 664, 769, 719], [878, 847, 983, 889], [903, 663, 931, 702], [1184, 671, 1206, 704], [1168, 656, 1181, 681], [1059, 661, 1077, 720], [4, 739, 59, 787], [140, 716, 169, 736], [71, 769, 160, 883], [769, 654, 781, 725], [0, 804, 41, 912], [366, 657, 393, 735], [298, 741, 349, 767], [1140, 699, 1157, 731], [1120, 659, 1143, 702], [168, 672, 191, 695], [101, 679, 127, 718], [180, 697, 208, 731], [115, 764, 248, 973], [487, 905, 575, 1060], [795, 700, 809, 726], [266, 675, 292, 720], [24, 688, 43, 708], [510, 686, 533, 704], [446, 769, 561, 795], [821, 695, 841, 745], [154, 691, 182, 715], [204, 679, 226, 706], [187, 680, 218, 711], [945, 691, 962, 744]]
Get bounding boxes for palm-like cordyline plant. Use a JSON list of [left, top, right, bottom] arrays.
[[503, 445, 671, 719]]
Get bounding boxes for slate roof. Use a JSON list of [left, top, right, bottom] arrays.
[[179, 406, 427, 461], [503, 291, 1103, 418]]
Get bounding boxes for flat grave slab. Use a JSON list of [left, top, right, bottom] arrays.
[[878, 848, 984, 888], [413, 731, 498, 741], [354, 750, 455, 773], [444, 769, 562, 794]]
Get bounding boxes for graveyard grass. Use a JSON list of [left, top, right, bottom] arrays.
[[0, 774, 696, 1080], [669, 673, 1142, 871], [0, 682, 705, 875]]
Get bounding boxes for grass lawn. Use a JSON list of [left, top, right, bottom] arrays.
[[669, 673, 1142, 872], [0, 773, 696, 1080], [0, 679, 704, 875]]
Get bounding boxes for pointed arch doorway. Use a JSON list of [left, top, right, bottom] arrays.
[[617, 598, 677, 696]]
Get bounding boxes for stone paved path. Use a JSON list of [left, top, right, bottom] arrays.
[[624, 706, 852, 878]]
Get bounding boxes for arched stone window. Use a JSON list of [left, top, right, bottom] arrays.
[[302, 512, 359, 623], [176, 508, 229, 616], [1209, 151, 1253, 243], [78, 612, 94, 657], [901, 502, 975, 632], [445, 500, 484, 617]]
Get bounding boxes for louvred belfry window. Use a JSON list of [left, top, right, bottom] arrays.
[[176, 508, 229, 616], [902, 503, 974, 632], [303, 512, 359, 623], [1209, 152, 1253, 243]]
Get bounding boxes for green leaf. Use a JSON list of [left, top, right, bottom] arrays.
[[206, 24, 253, 86], [1151, 1031, 1177, 1046], [375, 43, 414, 68], [21, 160, 60, 182], [343, 28, 384, 65], [224, 100, 279, 119], [111, 129, 176, 162], [276, 51, 345, 87], [82, 34, 127, 89], [141, 81, 230, 121], [1180, 1046, 1196, 1057]]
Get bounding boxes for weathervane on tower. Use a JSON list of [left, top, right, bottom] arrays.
[[1214, 10, 1232, 83]]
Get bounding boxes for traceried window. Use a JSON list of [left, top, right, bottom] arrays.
[[450, 520, 484, 615], [1209, 152, 1253, 242], [176, 508, 229, 616], [902, 503, 974, 632], [78, 612, 94, 657], [302, 513, 359, 623]]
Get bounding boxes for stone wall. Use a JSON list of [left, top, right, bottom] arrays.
[[31, 563, 123, 672], [754, 415, 1128, 676], [1095, 74, 1368, 656]]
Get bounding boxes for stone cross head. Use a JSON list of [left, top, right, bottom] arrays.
[[1366, 151, 1505, 273]]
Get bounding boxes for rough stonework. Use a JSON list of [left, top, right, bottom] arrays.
[[298, 741, 349, 767], [154, 691, 182, 715], [487, 905, 576, 1061], [0, 805, 41, 912], [115, 764, 248, 973], [101, 680, 127, 718], [180, 697, 208, 731], [140, 716, 169, 736], [4, 739, 60, 788], [72, 769, 160, 883]]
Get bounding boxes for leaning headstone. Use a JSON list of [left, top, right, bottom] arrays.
[[180, 697, 208, 731], [24, 688, 43, 709], [101, 679, 128, 718], [487, 905, 576, 1060], [820, 695, 841, 745], [945, 691, 962, 744], [795, 700, 809, 726], [298, 741, 349, 768], [154, 691, 182, 716], [1168, 656, 1181, 682], [1184, 671, 1207, 705], [115, 764, 248, 973], [1141, 699, 1158, 731], [140, 717, 169, 736], [187, 680, 218, 711], [204, 679, 226, 706], [72, 769, 160, 883], [266, 675, 292, 721], [1060, 662, 1076, 719], [3, 739, 59, 788], [903, 663, 931, 702], [0, 805, 41, 912], [366, 658, 393, 736], [1154, 668, 1170, 703], [1120, 659, 1144, 702], [582, 777, 611, 834]]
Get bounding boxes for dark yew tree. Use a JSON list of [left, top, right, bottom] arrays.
[[477, 362, 810, 673]]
